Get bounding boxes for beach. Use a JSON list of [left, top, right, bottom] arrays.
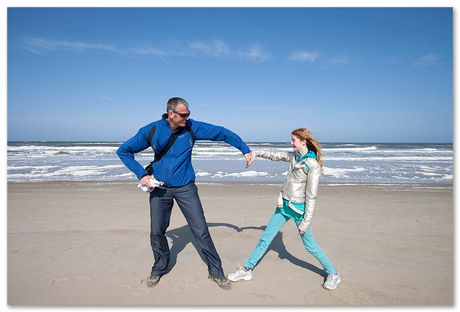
[[7, 181, 453, 306]]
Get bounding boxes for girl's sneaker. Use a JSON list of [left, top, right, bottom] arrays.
[[323, 271, 340, 290], [228, 266, 253, 282]]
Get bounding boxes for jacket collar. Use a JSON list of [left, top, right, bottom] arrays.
[[296, 150, 316, 162]]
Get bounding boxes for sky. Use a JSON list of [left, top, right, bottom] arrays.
[[6, 5, 454, 143]]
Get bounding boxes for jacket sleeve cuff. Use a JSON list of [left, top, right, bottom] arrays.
[[242, 146, 251, 155], [298, 222, 311, 233], [137, 169, 149, 180], [140, 173, 150, 180]]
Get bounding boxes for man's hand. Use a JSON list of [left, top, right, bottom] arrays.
[[140, 175, 153, 188], [244, 151, 256, 168]]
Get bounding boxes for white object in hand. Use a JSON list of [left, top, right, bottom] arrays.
[[138, 176, 164, 192]]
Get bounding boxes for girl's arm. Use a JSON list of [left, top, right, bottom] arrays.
[[254, 150, 291, 162], [298, 158, 322, 233]]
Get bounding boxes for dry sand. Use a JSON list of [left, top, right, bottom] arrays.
[[7, 181, 453, 306]]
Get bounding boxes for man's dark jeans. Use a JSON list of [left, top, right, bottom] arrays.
[[149, 181, 225, 279]]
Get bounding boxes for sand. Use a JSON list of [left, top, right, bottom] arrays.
[[7, 181, 453, 306]]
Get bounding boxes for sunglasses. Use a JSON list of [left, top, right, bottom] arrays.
[[172, 110, 191, 118]]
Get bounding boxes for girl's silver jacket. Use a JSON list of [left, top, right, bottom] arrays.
[[255, 150, 322, 233]]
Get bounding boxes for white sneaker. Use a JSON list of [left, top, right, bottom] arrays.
[[227, 266, 253, 282], [323, 271, 340, 290]]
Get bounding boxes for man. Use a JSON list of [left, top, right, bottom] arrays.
[[117, 97, 253, 290]]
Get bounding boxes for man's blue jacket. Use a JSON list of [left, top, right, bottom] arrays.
[[117, 114, 251, 187]]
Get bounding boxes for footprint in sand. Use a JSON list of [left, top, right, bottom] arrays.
[[119, 285, 150, 296], [143, 275, 201, 291], [52, 276, 90, 285]]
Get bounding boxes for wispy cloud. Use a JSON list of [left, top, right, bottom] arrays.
[[328, 57, 347, 64], [97, 95, 112, 100], [188, 40, 232, 58], [18, 37, 270, 63], [239, 45, 270, 63], [19, 38, 124, 55], [414, 53, 444, 66], [386, 58, 401, 65], [20, 38, 56, 54], [288, 51, 320, 62], [199, 102, 213, 107], [127, 47, 168, 57]]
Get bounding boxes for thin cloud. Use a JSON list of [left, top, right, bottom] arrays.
[[253, 27, 264, 34], [21, 38, 56, 54], [128, 47, 168, 57], [414, 53, 444, 66], [18, 36, 270, 63], [387, 58, 401, 65], [57, 41, 122, 53], [328, 57, 347, 64], [188, 40, 231, 58], [288, 51, 320, 62], [213, 40, 232, 56], [19, 37, 124, 55], [97, 95, 112, 100], [188, 40, 269, 63], [239, 45, 270, 63], [189, 41, 213, 55], [200, 103, 213, 107]]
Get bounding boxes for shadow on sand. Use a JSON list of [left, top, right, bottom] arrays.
[[163, 222, 326, 278]]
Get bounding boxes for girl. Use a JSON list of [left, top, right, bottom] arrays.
[[228, 128, 340, 290]]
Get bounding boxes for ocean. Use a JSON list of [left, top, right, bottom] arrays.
[[7, 141, 453, 185]]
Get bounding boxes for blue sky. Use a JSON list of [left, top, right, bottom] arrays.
[[6, 6, 453, 143]]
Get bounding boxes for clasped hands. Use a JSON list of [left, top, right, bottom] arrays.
[[244, 150, 257, 168]]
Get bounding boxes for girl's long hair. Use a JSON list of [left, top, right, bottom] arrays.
[[291, 128, 323, 167]]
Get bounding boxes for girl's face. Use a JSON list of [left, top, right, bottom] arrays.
[[290, 135, 307, 152]]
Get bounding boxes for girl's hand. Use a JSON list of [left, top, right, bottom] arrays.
[[298, 229, 305, 235]]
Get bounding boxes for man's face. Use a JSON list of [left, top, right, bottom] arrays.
[[168, 104, 190, 130]]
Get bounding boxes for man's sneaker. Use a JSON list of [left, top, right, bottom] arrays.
[[209, 275, 232, 290], [323, 271, 340, 290], [146, 275, 161, 288], [228, 266, 253, 282]]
